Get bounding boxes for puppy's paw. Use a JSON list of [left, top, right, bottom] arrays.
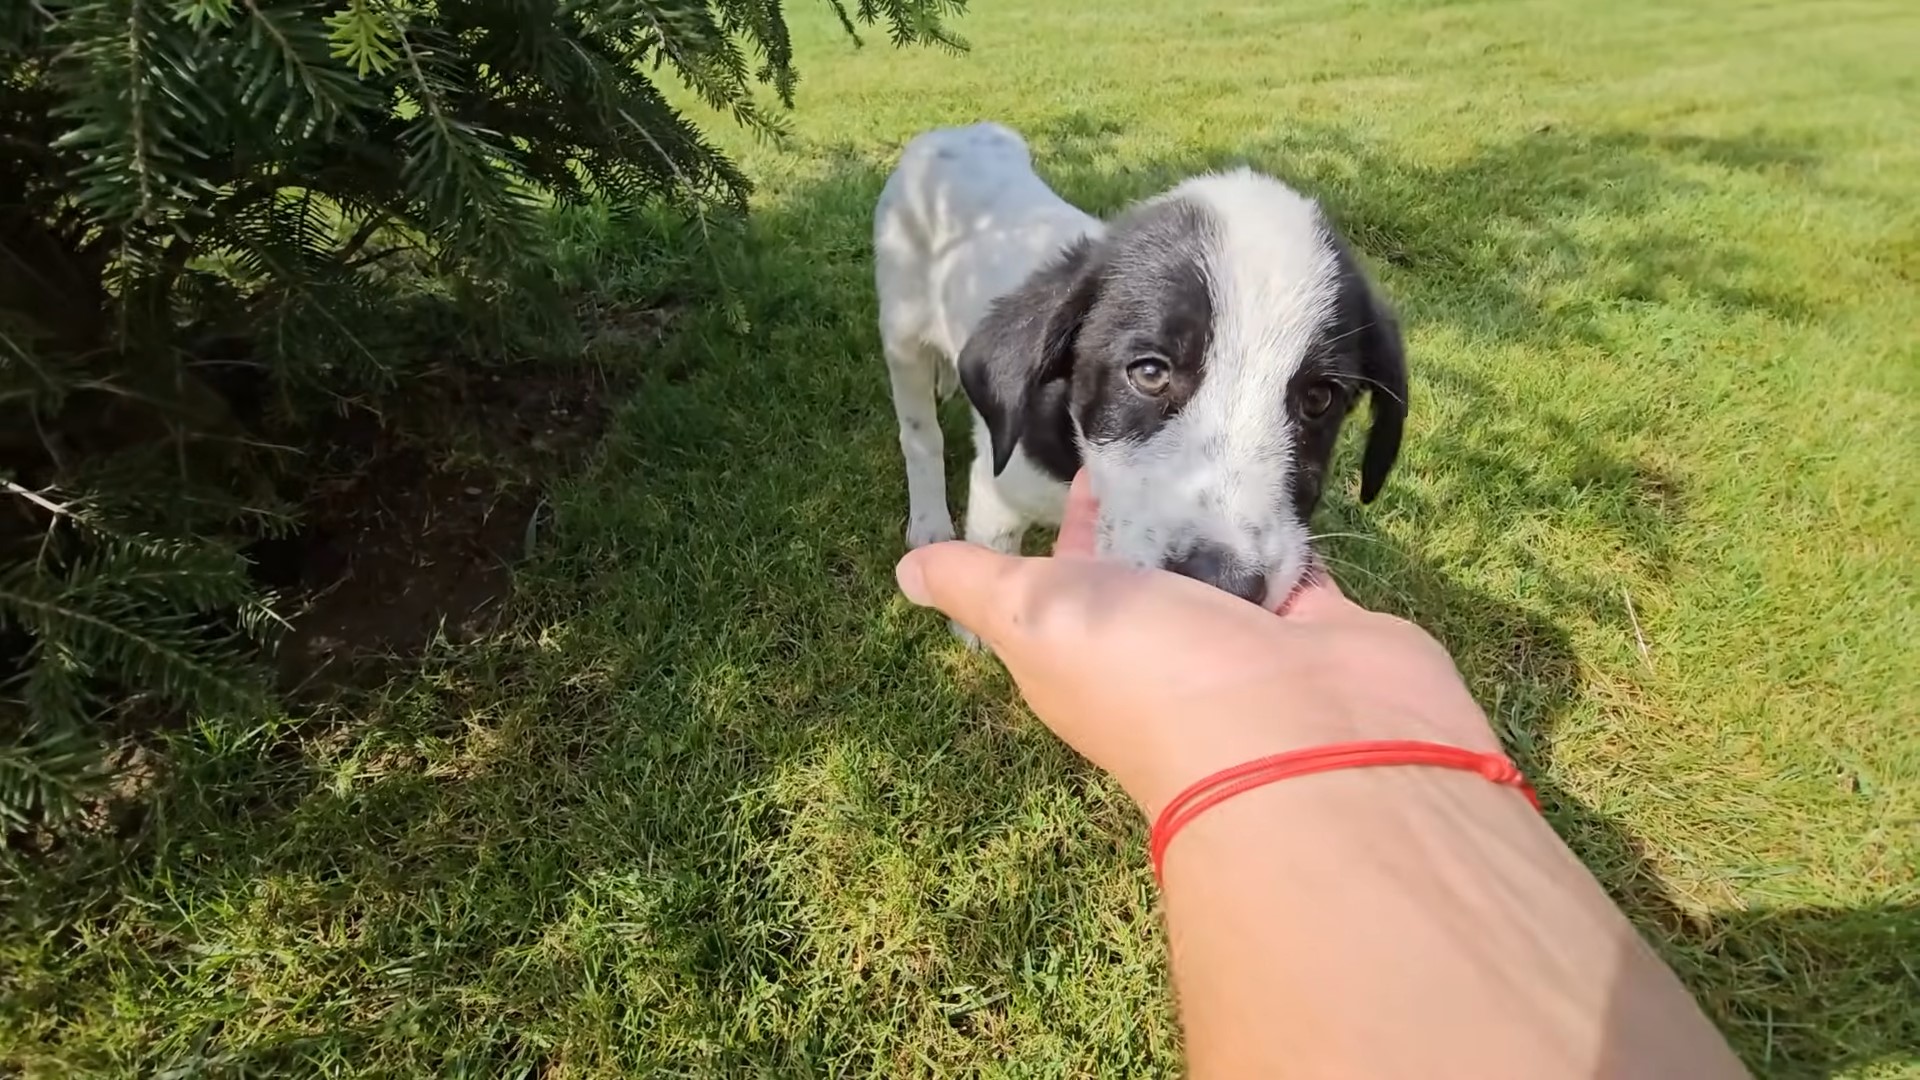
[[905, 517, 955, 549], [949, 619, 983, 650]]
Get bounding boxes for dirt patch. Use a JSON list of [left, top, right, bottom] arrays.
[[247, 362, 619, 691]]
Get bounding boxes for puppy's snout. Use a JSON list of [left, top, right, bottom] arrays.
[[1165, 543, 1267, 606]]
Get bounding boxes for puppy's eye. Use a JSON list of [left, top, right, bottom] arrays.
[[1126, 357, 1172, 396], [1301, 381, 1336, 418]]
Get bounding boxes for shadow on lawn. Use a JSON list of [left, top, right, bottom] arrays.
[[12, 119, 1910, 1077]]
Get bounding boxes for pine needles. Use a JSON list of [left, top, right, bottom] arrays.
[[0, 0, 969, 834]]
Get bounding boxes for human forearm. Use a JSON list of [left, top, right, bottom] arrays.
[[1160, 768, 1747, 1079], [891, 531, 1747, 1077]]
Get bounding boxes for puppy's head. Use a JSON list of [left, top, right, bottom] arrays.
[[959, 168, 1407, 607]]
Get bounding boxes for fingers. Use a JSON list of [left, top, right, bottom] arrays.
[[1053, 469, 1098, 557], [895, 541, 1031, 644], [899, 535, 1146, 651], [1274, 562, 1360, 621], [898, 470, 1102, 647]]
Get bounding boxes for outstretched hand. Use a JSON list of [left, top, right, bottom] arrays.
[[898, 475, 1752, 1080], [895, 471, 1501, 815]]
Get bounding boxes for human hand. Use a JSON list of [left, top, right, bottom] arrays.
[[895, 471, 1501, 816]]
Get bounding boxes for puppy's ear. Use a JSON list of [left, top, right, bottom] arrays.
[[958, 237, 1102, 475], [1355, 288, 1407, 504]]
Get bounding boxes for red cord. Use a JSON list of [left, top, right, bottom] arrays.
[[1148, 740, 1541, 881]]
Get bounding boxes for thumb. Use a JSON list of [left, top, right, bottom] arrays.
[[895, 541, 1031, 641], [1053, 469, 1099, 557]]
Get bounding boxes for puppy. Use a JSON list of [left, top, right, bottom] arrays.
[[874, 122, 1406, 608]]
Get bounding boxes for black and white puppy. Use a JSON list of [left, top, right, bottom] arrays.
[[875, 122, 1406, 609]]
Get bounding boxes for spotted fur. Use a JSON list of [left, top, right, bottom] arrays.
[[875, 122, 1406, 608]]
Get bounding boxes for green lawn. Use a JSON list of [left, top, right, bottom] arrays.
[[6, 0, 1918, 1075]]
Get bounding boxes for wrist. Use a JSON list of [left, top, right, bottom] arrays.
[[1122, 697, 1505, 821], [1157, 758, 1553, 888], [1149, 740, 1540, 881]]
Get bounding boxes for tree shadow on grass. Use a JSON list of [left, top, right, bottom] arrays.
[[7, 118, 1910, 1078]]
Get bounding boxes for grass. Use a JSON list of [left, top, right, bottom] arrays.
[[4, 0, 1918, 1075]]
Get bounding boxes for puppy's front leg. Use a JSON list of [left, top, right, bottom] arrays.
[[884, 339, 955, 549], [949, 451, 1034, 649], [962, 450, 1030, 555]]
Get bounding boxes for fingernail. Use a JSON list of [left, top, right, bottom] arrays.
[[895, 554, 931, 606]]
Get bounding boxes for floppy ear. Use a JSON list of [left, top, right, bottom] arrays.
[[957, 237, 1103, 475], [1355, 288, 1407, 504]]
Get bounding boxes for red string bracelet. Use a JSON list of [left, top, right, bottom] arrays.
[[1147, 740, 1542, 882]]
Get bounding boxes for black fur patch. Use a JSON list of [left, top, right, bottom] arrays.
[[1314, 227, 1407, 505], [955, 237, 1098, 482], [1071, 199, 1218, 450], [955, 199, 1221, 484]]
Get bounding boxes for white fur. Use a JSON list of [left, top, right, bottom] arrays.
[[874, 123, 1101, 551]]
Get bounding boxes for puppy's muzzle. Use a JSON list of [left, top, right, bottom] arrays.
[[1165, 543, 1267, 606]]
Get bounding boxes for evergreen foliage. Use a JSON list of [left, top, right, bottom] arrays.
[[0, 0, 967, 832]]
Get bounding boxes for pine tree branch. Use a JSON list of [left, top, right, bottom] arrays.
[[0, 479, 74, 521], [0, 581, 257, 714], [335, 211, 388, 263], [3, 0, 978, 832], [123, 0, 158, 225], [345, 244, 407, 269]]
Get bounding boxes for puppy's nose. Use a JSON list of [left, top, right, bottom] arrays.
[[1165, 544, 1267, 605]]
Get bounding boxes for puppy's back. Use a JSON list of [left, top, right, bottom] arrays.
[[876, 124, 1098, 356], [876, 124, 1041, 246]]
